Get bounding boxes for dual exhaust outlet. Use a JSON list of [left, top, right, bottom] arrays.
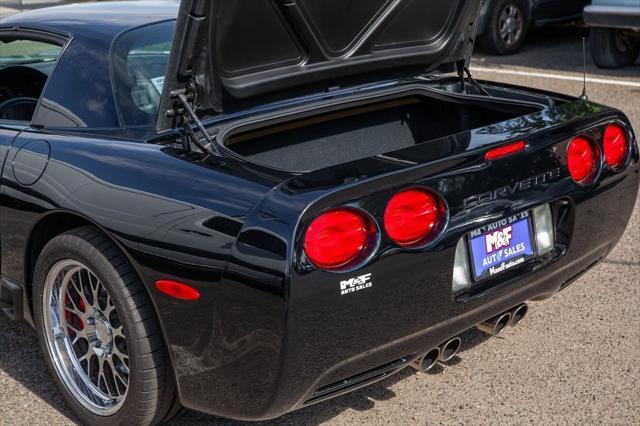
[[411, 337, 462, 372], [411, 303, 529, 373], [476, 303, 529, 336]]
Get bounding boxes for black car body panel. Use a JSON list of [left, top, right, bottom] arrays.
[[1, 1, 639, 421]]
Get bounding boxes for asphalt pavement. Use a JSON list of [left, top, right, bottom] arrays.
[[1, 26, 639, 426]]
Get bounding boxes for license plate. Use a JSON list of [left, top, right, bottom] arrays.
[[468, 212, 536, 281]]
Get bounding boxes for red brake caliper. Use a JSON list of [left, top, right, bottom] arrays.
[[64, 294, 85, 338]]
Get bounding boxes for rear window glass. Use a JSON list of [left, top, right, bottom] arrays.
[[113, 20, 175, 127]]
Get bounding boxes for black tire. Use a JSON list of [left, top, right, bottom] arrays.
[[590, 28, 640, 69], [478, 0, 529, 55], [32, 226, 179, 425]]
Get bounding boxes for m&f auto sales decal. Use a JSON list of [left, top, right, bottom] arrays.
[[339, 273, 373, 296]]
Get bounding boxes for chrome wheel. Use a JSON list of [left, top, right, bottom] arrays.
[[498, 4, 524, 48], [42, 259, 129, 416]]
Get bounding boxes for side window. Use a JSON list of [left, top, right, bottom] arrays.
[[0, 37, 63, 126], [113, 20, 176, 127]]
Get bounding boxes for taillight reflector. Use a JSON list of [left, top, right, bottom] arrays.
[[603, 124, 629, 170], [485, 141, 527, 161], [384, 189, 446, 247], [155, 280, 201, 301], [567, 136, 599, 185], [304, 209, 376, 270]]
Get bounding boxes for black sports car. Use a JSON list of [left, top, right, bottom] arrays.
[[0, 1, 638, 424]]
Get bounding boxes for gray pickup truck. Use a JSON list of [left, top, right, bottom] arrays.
[[584, 0, 640, 68]]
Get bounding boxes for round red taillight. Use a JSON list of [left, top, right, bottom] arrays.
[[384, 189, 446, 247], [603, 124, 629, 170], [304, 209, 376, 270], [567, 136, 599, 185]]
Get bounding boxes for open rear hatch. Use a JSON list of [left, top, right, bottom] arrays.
[[157, 0, 483, 131]]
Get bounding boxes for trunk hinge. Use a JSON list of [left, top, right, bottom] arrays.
[[168, 82, 224, 164], [456, 61, 492, 97]]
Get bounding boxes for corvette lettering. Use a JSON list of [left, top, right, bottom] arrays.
[[463, 168, 561, 209]]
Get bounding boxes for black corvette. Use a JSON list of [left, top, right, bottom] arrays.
[[0, 1, 638, 424]]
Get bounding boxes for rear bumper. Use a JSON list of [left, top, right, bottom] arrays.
[[178, 240, 627, 420], [298, 243, 612, 408], [584, 5, 640, 30], [176, 165, 638, 420]]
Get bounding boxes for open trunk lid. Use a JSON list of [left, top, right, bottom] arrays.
[[157, 0, 483, 131]]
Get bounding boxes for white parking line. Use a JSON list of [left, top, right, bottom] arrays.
[[472, 67, 640, 88]]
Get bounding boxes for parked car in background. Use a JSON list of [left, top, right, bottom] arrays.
[[2, 1, 72, 13], [477, 0, 591, 55], [1, 1, 103, 18], [1, 0, 183, 18], [584, 0, 640, 68]]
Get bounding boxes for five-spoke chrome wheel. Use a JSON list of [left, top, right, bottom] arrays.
[[42, 259, 129, 416], [498, 4, 524, 48]]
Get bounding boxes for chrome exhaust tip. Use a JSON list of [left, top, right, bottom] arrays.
[[411, 347, 441, 372], [477, 312, 511, 336], [438, 337, 462, 362], [510, 303, 529, 327]]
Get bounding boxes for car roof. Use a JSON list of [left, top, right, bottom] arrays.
[[0, 1, 179, 38]]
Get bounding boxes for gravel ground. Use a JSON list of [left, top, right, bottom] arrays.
[[1, 26, 639, 426]]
